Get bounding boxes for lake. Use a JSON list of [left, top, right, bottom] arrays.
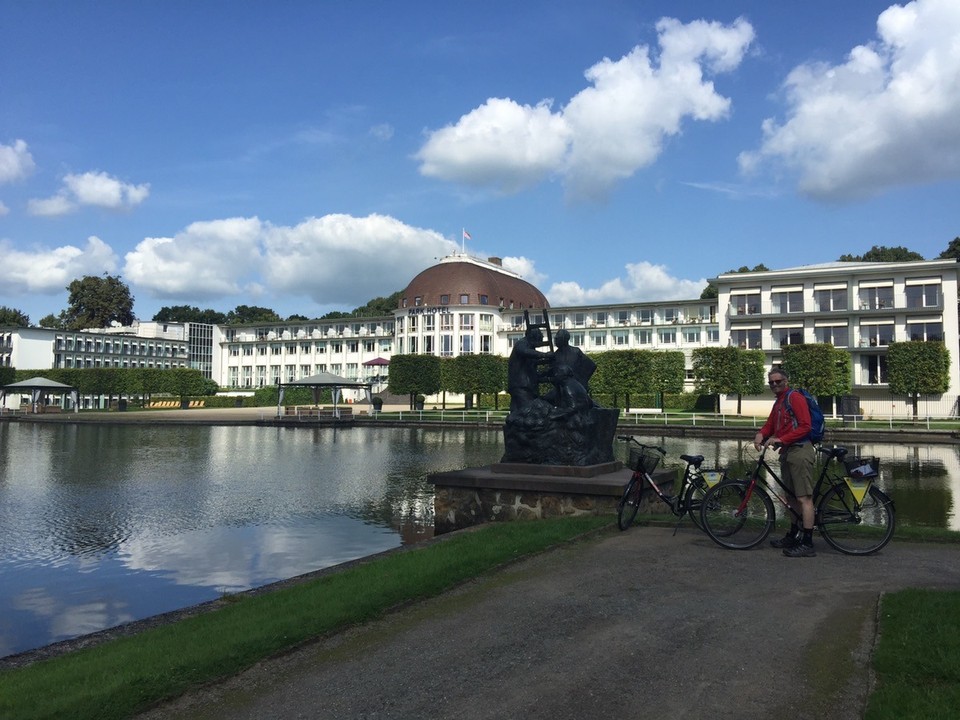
[[1, 422, 957, 658]]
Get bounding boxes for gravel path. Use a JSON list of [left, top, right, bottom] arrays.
[[138, 526, 960, 720]]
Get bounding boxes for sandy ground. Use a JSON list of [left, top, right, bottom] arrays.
[[136, 526, 960, 720]]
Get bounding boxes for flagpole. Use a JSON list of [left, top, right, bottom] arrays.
[[461, 228, 465, 254]]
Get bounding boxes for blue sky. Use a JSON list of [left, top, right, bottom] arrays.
[[1, 0, 959, 323]]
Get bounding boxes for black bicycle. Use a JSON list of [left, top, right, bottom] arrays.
[[616, 436, 727, 531], [699, 444, 896, 555]]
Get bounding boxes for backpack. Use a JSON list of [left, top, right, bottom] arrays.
[[783, 388, 826, 444]]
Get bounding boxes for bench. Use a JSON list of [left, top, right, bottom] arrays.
[[623, 408, 663, 415]]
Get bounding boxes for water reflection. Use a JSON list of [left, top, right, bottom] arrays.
[[1, 422, 957, 659]]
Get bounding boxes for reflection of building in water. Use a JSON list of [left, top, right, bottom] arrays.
[[854, 443, 960, 531]]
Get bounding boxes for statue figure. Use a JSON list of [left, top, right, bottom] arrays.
[[506, 325, 553, 413], [544, 328, 595, 418]]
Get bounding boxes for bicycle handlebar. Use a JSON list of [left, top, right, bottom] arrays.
[[617, 435, 666, 456]]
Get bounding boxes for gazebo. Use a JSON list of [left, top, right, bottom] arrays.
[[277, 372, 373, 419], [1, 376, 79, 414]]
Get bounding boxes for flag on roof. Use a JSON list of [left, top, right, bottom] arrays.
[[462, 229, 472, 241]]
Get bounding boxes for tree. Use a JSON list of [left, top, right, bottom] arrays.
[[444, 354, 507, 409], [38, 313, 67, 329], [62, 274, 135, 330], [700, 283, 718, 299], [938, 237, 960, 260], [0, 306, 30, 326], [152, 305, 227, 324], [887, 341, 950, 418], [780, 344, 851, 416], [387, 354, 441, 408], [692, 346, 764, 414], [224, 305, 282, 324], [839, 246, 924, 262]]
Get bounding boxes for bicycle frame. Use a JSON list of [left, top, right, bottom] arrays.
[[743, 445, 846, 525]]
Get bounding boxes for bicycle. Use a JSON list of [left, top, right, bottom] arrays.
[[699, 443, 896, 555], [616, 435, 727, 532]]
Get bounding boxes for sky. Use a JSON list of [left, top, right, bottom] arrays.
[[1, 0, 959, 324]]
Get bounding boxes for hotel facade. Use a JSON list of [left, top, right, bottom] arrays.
[[3, 255, 958, 417]]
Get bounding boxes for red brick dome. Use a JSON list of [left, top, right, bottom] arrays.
[[400, 256, 549, 310]]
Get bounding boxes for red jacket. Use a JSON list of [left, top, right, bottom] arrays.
[[760, 389, 812, 446]]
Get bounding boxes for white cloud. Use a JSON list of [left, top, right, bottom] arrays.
[[0, 139, 35, 183], [546, 261, 707, 306], [28, 170, 150, 216], [416, 17, 754, 199], [124, 218, 264, 299], [0, 201, 9, 216], [262, 213, 457, 304], [739, 0, 960, 200], [500, 255, 547, 287], [123, 213, 459, 307], [0, 236, 118, 295]]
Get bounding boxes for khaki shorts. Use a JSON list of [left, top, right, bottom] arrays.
[[780, 442, 816, 497]]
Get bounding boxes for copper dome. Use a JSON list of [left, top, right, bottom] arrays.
[[400, 256, 548, 311]]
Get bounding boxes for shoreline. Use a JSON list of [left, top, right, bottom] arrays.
[[3, 405, 958, 445]]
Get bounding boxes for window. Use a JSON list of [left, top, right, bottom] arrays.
[[424, 315, 435, 331], [479, 314, 494, 331], [636, 330, 652, 345], [613, 331, 629, 346], [440, 294, 450, 305], [257, 345, 267, 355], [300, 365, 310, 377], [814, 325, 849, 347], [511, 315, 524, 329], [243, 346, 253, 356], [683, 329, 701, 344], [569, 332, 585, 347], [590, 331, 606, 348], [460, 335, 474, 353], [230, 346, 239, 356], [731, 293, 761, 316], [814, 287, 847, 312], [300, 343, 311, 354], [550, 314, 565, 328], [658, 329, 676, 344], [860, 322, 894, 347], [332, 342, 342, 353], [707, 328, 720, 343], [479, 294, 488, 305], [480, 335, 492, 353], [409, 337, 418, 353], [440, 314, 453, 331], [414, 296, 422, 307], [594, 312, 606, 326], [905, 283, 940, 309], [864, 355, 888, 385], [663, 308, 677, 324], [271, 345, 282, 355], [315, 342, 326, 353], [408, 315, 418, 331], [731, 328, 761, 349], [459, 294, 469, 304], [348, 341, 359, 353], [617, 310, 630, 325], [460, 314, 475, 330], [424, 336, 434, 354], [858, 284, 893, 310], [774, 327, 804, 347], [771, 290, 803, 314], [907, 321, 943, 341], [573, 312, 586, 327], [639, 309, 653, 324], [440, 335, 454, 357]]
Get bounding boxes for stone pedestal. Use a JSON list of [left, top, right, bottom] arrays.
[[429, 463, 674, 535]]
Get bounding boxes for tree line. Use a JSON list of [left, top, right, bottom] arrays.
[[0, 366, 215, 405], [387, 341, 950, 418]]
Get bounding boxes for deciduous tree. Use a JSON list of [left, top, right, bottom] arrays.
[[0, 306, 30, 327], [63, 274, 135, 330], [888, 341, 950, 418]]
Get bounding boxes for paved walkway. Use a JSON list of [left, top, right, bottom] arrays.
[[138, 527, 960, 720]]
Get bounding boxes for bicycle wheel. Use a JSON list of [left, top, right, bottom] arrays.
[[817, 484, 895, 555], [700, 480, 775, 550], [617, 476, 643, 531], [683, 479, 707, 531]]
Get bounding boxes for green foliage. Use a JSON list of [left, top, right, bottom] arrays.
[[652, 352, 686, 395], [839, 245, 924, 262], [700, 283, 718, 299], [252, 385, 324, 406], [781, 344, 844, 397], [224, 305, 282, 324], [443, 355, 507, 396], [38, 313, 66, 329], [888, 341, 950, 418], [0, 306, 30, 326], [938, 237, 960, 260], [388, 354, 441, 403], [62, 274, 135, 330], [152, 305, 227, 324], [731, 264, 770, 272], [0, 366, 16, 386], [692, 347, 764, 413]]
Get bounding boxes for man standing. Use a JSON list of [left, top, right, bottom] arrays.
[[753, 368, 817, 557]]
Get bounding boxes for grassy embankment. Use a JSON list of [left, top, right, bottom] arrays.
[[0, 517, 958, 720]]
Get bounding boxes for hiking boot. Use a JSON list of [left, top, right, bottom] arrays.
[[783, 543, 816, 558], [770, 531, 799, 549]]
